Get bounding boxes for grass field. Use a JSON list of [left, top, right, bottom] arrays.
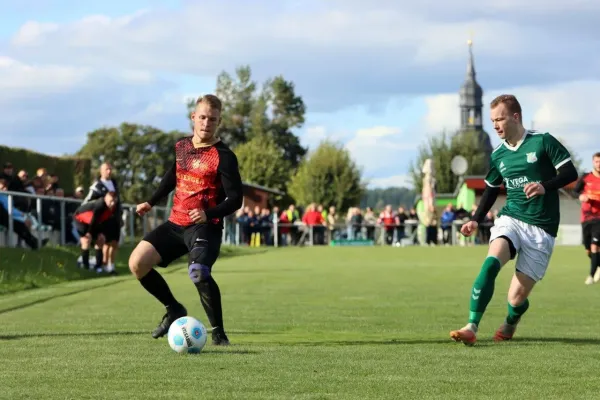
[[2, 245, 600, 399]]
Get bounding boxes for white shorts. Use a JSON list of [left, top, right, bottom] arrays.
[[489, 215, 555, 282]]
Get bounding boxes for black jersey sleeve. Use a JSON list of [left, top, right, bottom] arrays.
[[148, 162, 176, 206], [204, 148, 243, 220], [572, 173, 588, 195], [541, 160, 578, 192], [471, 185, 500, 224]]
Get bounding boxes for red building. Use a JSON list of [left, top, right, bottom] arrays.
[[242, 182, 285, 210]]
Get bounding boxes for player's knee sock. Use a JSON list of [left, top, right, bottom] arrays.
[[139, 268, 179, 308], [81, 249, 90, 268], [95, 248, 104, 268], [189, 263, 223, 330], [592, 253, 600, 276], [506, 299, 529, 325], [468, 256, 501, 327]]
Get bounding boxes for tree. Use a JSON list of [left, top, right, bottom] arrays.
[[235, 135, 291, 193], [266, 76, 307, 168], [408, 130, 488, 194], [288, 140, 365, 211], [360, 187, 416, 210], [77, 123, 186, 204], [186, 65, 307, 169]]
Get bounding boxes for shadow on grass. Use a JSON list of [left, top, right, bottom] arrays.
[[0, 263, 194, 315], [0, 330, 149, 340], [256, 336, 600, 347], [0, 330, 260, 354], [0, 277, 128, 315], [1, 248, 265, 314]]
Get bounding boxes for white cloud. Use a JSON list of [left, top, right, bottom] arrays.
[[300, 125, 415, 184], [423, 94, 461, 134], [367, 174, 413, 189], [0, 57, 178, 154], [301, 125, 353, 150], [1, 1, 599, 179], [5, 2, 599, 113], [345, 126, 416, 172], [0, 56, 90, 94]]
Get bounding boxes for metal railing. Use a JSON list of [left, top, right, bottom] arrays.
[[223, 219, 496, 247], [0, 190, 168, 248], [0, 189, 534, 249]]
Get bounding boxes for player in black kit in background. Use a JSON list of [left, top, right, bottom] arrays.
[[129, 94, 243, 345]]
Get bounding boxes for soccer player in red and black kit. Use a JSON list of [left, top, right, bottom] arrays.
[[129, 94, 243, 345], [73, 192, 117, 273], [574, 152, 600, 284]]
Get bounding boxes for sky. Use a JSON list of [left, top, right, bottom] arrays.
[[0, 0, 599, 189]]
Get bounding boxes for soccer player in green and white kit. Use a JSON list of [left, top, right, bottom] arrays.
[[450, 94, 578, 346]]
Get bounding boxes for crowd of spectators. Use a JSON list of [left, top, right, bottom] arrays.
[[1, 160, 498, 249], [0, 161, 85, 248], [227, 202, 498, 247]]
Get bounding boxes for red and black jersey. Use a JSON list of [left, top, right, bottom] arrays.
[[74, 198, 115, 234], [574, 172, 600, 224], [148, 138, 243, 227]]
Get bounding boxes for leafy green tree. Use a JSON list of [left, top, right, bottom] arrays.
[[186, 65, 307, 170], [77, 123, 186, 203], [235, 135, 291, 193], [408, 130, 488, 194], [288, 140, 365, 211], [360, 187, 416, 210]]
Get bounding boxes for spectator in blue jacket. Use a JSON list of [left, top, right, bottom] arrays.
[[440, 203, 456, 245], [0, 178, 48, 249]]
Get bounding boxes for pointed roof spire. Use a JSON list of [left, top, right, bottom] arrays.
[[466, 36, 476, 80]]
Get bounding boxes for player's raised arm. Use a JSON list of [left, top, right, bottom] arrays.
[[203, 148, 243, 220]]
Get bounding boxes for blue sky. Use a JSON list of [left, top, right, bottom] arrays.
[[1, 0, 599, 188]]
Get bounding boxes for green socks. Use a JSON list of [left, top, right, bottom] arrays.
[[506, 299, 529, 325], [468, 256, 501, 326]]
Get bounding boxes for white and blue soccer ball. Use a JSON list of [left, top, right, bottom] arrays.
[[167, 316, 208, 354]]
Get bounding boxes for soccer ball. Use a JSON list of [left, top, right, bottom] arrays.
[[167, 316, 208, 354]]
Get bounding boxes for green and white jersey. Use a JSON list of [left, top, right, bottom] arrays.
[[484, 130, 571, 237]]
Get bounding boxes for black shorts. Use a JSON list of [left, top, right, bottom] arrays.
[[74, 221, 102, 241], [143, 221, 222, 268], [101, 217, 121, 243], [582, 221, 600, 250]]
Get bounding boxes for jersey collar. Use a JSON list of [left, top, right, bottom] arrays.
[[502, 130, 531, 151]]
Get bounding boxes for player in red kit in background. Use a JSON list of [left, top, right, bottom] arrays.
[[573, 152, 600, 285], [73, 191, 117, 273], [128, 94, 243, 345]]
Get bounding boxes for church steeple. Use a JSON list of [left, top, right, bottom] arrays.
[[458, 38, 493, 164], [459, 39, 483, 130]]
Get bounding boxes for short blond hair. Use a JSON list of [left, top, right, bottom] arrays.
[[490, 94, 522, 119], [196, 94, 222, 113]]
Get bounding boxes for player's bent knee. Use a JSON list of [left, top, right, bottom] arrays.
[[128, 241, 161, 279], [188, 239, 212, 283], [188, 263, 211, 284]]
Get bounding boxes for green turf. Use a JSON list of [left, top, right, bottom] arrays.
[[1, 245, 599, 399]]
